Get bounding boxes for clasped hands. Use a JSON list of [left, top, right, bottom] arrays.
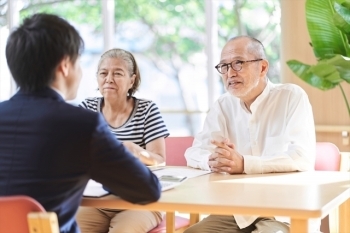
[[208, 138, 244, 174]]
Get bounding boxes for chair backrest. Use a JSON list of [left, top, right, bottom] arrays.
[[0, 195, 45, 233], [315, 143, 341, 233], [165, 136, 194, 166], [315, 142, 341, 171], [0, 195, 59, 233]]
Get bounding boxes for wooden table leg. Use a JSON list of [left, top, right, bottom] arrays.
[[329, 207, 339, 233], [166, 212, 175, 233], [339, 198, 350, 233], [189, 213, 199, 226], [290, 219, 309, 233]]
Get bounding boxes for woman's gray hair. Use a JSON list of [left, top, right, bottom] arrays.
[[97, 48, 141, 96]]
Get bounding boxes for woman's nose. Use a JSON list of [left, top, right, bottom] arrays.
[[105, 73, 114, 83]]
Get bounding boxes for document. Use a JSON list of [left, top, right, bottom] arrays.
[[152, 167, 211, 179], [84, 167, 211, 196], [83, 179, 109, 197]]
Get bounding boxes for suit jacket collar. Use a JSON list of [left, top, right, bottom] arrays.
[[12, 87, 65, 102]]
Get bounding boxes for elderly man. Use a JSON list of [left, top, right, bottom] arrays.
[[184, 36, 317, 233]]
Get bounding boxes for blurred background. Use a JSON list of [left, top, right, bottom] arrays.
[[0, 0, 281, 136]]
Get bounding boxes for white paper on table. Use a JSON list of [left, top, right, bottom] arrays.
[[152, 167, 211, 179], [83, 179, 109, 197]]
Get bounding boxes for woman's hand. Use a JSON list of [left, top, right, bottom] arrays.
[[122, 139, 165, 166]]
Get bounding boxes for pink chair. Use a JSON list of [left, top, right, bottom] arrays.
[[315, 142, 341, 171], [315, 142, 341, 233], [0, 195, 59, 233], [165, 136, 194, 166], [148, 214, 191, 233], [148, 136, 195, 233]]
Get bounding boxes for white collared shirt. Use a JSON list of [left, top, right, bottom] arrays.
[[185, 81, 317, 229]]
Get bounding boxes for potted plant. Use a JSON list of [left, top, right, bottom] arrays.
[[287, 0, 350, 117]]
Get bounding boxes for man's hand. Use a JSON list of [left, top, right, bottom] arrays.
[[208, 138, 244, 174]]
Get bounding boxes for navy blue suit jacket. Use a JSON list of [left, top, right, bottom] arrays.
[[0, 88, 161, 233]]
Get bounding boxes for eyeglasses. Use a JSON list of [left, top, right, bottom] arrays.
[[215, 59, 263, 74]]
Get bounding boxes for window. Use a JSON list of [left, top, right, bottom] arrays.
[[1, 0, 281, 136]]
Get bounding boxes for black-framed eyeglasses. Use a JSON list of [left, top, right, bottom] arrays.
[[215, 59, 263, 74]]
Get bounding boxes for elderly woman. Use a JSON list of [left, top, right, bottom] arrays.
[[77, 48, 169, 233]]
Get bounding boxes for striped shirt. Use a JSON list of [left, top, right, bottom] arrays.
[[80, 97, 169, 148]]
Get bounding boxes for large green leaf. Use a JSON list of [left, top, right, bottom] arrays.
[[288, 0, 350, 117], [287, 60, 337, 90], [306, 0, 348, 57], [337, 0, 350, 9], [333, 2, 350, 44], [327, 54, 350, 82], [308, 62, 342, 84], [336, 67, 350, 82], [334, 1, 350, 46]]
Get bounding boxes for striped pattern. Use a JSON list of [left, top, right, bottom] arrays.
[[80, 97, 169, 148]]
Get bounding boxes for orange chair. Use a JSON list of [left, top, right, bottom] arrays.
[[148, 136, 195, 233], [315, 142, 341, 233], [0, 195, 59, 233]]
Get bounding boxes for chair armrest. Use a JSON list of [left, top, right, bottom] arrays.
[[28, 212, 59, 233]]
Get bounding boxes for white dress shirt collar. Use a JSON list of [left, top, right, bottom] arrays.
[[240, 79, 271, 113], [50, 86, 65, 100]]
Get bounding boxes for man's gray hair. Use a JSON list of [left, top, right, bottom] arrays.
[[228, 35, 267, 59]]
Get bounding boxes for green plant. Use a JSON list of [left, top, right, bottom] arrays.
[[287, 0, 350, 117]]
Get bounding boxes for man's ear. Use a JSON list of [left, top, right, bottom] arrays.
[[260, 59, 269, 76], [56, 56, 70, 77]]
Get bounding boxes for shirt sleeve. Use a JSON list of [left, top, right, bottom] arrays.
[[243, 89, 316, 174], [143, 102, 170, 145], [88, 114, 161, 204], [185, 100, 227, 171]]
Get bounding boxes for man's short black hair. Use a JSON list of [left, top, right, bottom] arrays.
[[6, 13, 84, 92]]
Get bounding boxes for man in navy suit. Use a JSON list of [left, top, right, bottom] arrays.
[[0, 13, 161, 233]]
